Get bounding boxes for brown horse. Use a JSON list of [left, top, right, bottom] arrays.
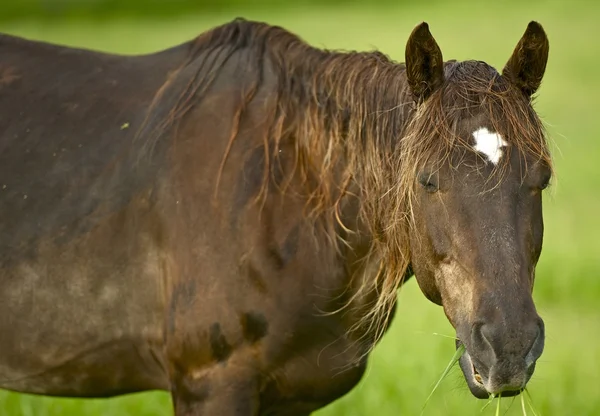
[[0, 18, 551, 415]]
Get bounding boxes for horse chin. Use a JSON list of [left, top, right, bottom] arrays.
[[455, 340, 523, 400]]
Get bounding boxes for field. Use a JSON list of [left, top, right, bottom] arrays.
[[1, 0, 599, 414]]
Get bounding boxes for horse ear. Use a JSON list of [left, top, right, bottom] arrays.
[[405, 22, 444, 103], [502, 21, 549, 97]]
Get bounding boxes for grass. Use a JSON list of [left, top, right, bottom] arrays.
[[1, 0, 599, 414], [420, 343, 465, 415]]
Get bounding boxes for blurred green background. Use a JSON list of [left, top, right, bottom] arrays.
[[1, 0, 598, 415]]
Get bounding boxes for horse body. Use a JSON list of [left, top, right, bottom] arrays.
[[0, 26, 390, 414], [0, 34, 187, 395], [0, 18, 551, 415]]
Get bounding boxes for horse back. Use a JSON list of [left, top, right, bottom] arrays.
[[0, 34, 186, 396]]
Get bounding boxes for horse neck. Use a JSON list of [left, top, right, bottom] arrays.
[[277, 49, 413, 230]]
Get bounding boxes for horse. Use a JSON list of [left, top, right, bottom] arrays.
[[0, 17, 551, 415]]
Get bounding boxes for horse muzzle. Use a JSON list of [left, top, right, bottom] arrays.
[[455, 318, 544, 399]]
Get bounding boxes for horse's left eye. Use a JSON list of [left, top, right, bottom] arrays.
[[418, 172, 439, 193], [539, 174, 551, 190]]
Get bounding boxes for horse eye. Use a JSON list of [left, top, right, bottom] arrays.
[[538, 173, 552, 191], [418, 172, 439, 193], [539, 178, 551, 190]]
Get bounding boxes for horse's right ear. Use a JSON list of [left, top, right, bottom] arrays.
[[405, 22, 444, 103]]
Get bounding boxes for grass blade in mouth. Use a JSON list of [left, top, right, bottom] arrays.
[[524, 389, 539, 416], [521, 393, 528, 416], [495, 394, 501, 416], [503, 396, 517, 416], [481, 393, 496, 412], [420, 343, 466, 415], [430, 332, 458, 340]]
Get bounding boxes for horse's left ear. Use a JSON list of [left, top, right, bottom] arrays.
[[502, 21, 549, 97], [405, 22, 444, 103]]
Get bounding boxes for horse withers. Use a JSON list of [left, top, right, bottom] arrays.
[[0, 18, 551, 415]]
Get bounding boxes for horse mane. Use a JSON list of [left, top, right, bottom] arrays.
[[136, 18, 552, 352]]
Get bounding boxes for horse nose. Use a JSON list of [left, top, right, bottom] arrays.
[[470, 318, 545, 394], [477, 318, 544, 365]]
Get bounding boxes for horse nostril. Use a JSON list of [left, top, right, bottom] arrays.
[[479, 323, 493, 344], [470, 322, 495, 365], [525, 320, 545, 368], [477, 322, 499, 352]]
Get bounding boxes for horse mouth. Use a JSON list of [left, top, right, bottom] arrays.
[[456, 340, 523, 399]]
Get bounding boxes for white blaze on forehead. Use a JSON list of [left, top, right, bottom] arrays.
[[471, 127, 508, 165]]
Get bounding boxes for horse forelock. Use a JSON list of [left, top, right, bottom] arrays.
[[396, 60, 552, 204]]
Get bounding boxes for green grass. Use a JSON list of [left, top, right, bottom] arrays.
[[1, 0, 599, 414]]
